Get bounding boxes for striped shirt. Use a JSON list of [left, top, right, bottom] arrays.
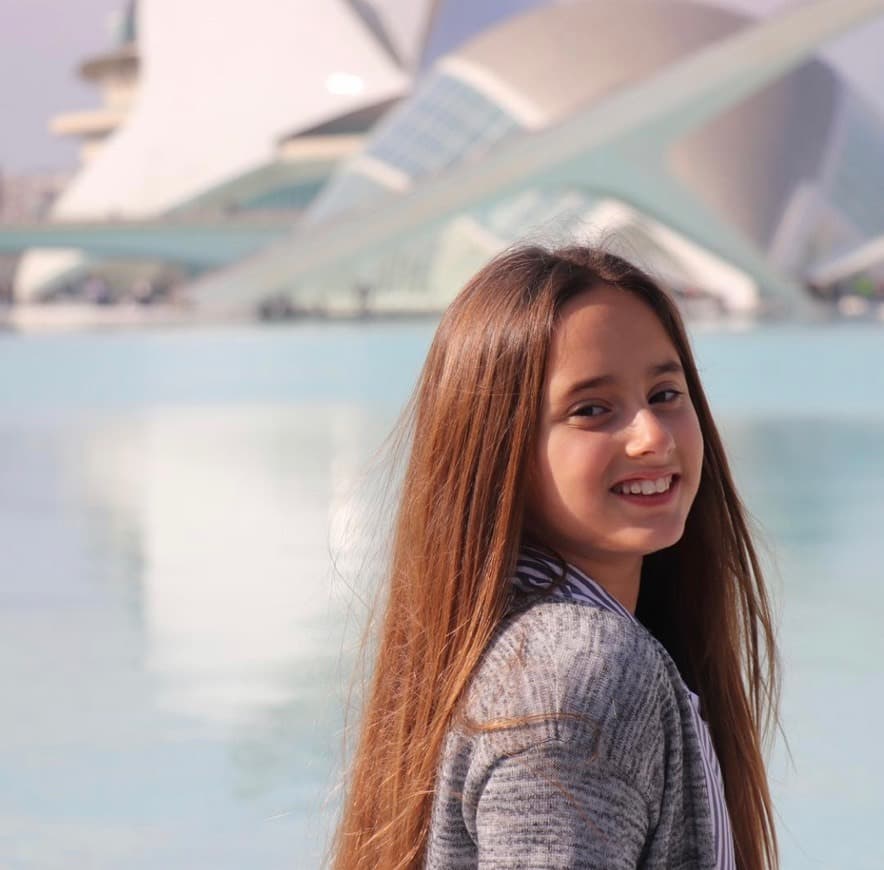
[[512, 546, 736, 870]]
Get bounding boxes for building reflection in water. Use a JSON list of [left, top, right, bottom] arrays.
[[75, 403, 390, 724], [61, 401, 395, 861]]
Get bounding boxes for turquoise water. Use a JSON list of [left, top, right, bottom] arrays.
[[0, 321, 882, 868]]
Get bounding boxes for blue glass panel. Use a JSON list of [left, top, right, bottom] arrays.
[[364, 71, 520, 179], [307, 71, 523, 223]]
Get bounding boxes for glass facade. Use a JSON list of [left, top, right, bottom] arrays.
[[365, 73, 517, 177], [307, 70, 521, 223]]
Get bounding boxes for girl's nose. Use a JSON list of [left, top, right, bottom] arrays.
[[625, 408, 675, 458]]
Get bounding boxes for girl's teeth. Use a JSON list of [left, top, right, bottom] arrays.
[[618, 476, 672, 495]]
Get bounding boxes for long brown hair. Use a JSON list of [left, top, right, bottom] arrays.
[[330, 245, 779, 870]]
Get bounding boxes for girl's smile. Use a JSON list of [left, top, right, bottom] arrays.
[[611, 471, 681, 504]]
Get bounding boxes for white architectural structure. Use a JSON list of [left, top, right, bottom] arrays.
[[14, 0, 427, 299], [7, 0, 884, 313], [185, 0, 884, 313]]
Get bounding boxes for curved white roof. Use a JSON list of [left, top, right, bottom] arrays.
[[448, 0, 745, 125], [61, 0, 408, 217], [16, 0, 411, 297]]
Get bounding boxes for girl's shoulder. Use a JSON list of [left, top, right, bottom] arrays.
[[489, 594, 672, 687], [457, 597, 680, 755], [442, 598, 684, 811]]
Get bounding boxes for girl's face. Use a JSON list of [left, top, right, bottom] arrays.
[[526, 286, 703, 584]]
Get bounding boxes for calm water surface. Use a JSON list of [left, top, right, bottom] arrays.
[[0, 321, 881, 869]]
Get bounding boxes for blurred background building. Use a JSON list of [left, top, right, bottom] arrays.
[[4, 0, 884, 319]]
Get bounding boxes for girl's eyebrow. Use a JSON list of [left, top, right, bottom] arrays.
[[563, 360, 684, 396]]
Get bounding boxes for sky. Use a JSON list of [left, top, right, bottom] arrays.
[[1, 0, 126, 173], [1, 0, 883, 174]]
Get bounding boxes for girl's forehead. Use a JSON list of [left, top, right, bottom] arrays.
[[551, 288, 676, 363]]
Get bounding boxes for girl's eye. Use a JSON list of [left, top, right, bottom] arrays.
[[572, 404, 607, 418], [651, 389, 682, 403]]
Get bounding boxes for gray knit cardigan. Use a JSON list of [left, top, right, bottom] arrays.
[[425, 596, 717, 868]]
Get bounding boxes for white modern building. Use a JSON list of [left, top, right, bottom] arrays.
[[10, 0, 884, 313], [286, 0, 884, 312], [14, 0, 432, 300]]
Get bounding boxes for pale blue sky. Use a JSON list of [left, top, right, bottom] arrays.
[[1, 0, 125, 172], [1, 0, 882, 173]]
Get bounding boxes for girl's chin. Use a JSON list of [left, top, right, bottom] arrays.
[[525, 518, 687, 561], [612, 524, 687, 555]]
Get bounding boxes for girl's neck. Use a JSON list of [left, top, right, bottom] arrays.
[[557, 551, 643, 614]]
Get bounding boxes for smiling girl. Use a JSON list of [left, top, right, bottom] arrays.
[[331, 246, 779, 869]]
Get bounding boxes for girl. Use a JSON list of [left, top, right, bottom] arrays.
[[331, 245, 779, 869]]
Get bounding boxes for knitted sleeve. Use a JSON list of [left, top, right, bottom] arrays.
[[474, 737, 651, 869]]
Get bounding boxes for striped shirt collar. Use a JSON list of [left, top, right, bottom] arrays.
[[511, 544, 637, 623]]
